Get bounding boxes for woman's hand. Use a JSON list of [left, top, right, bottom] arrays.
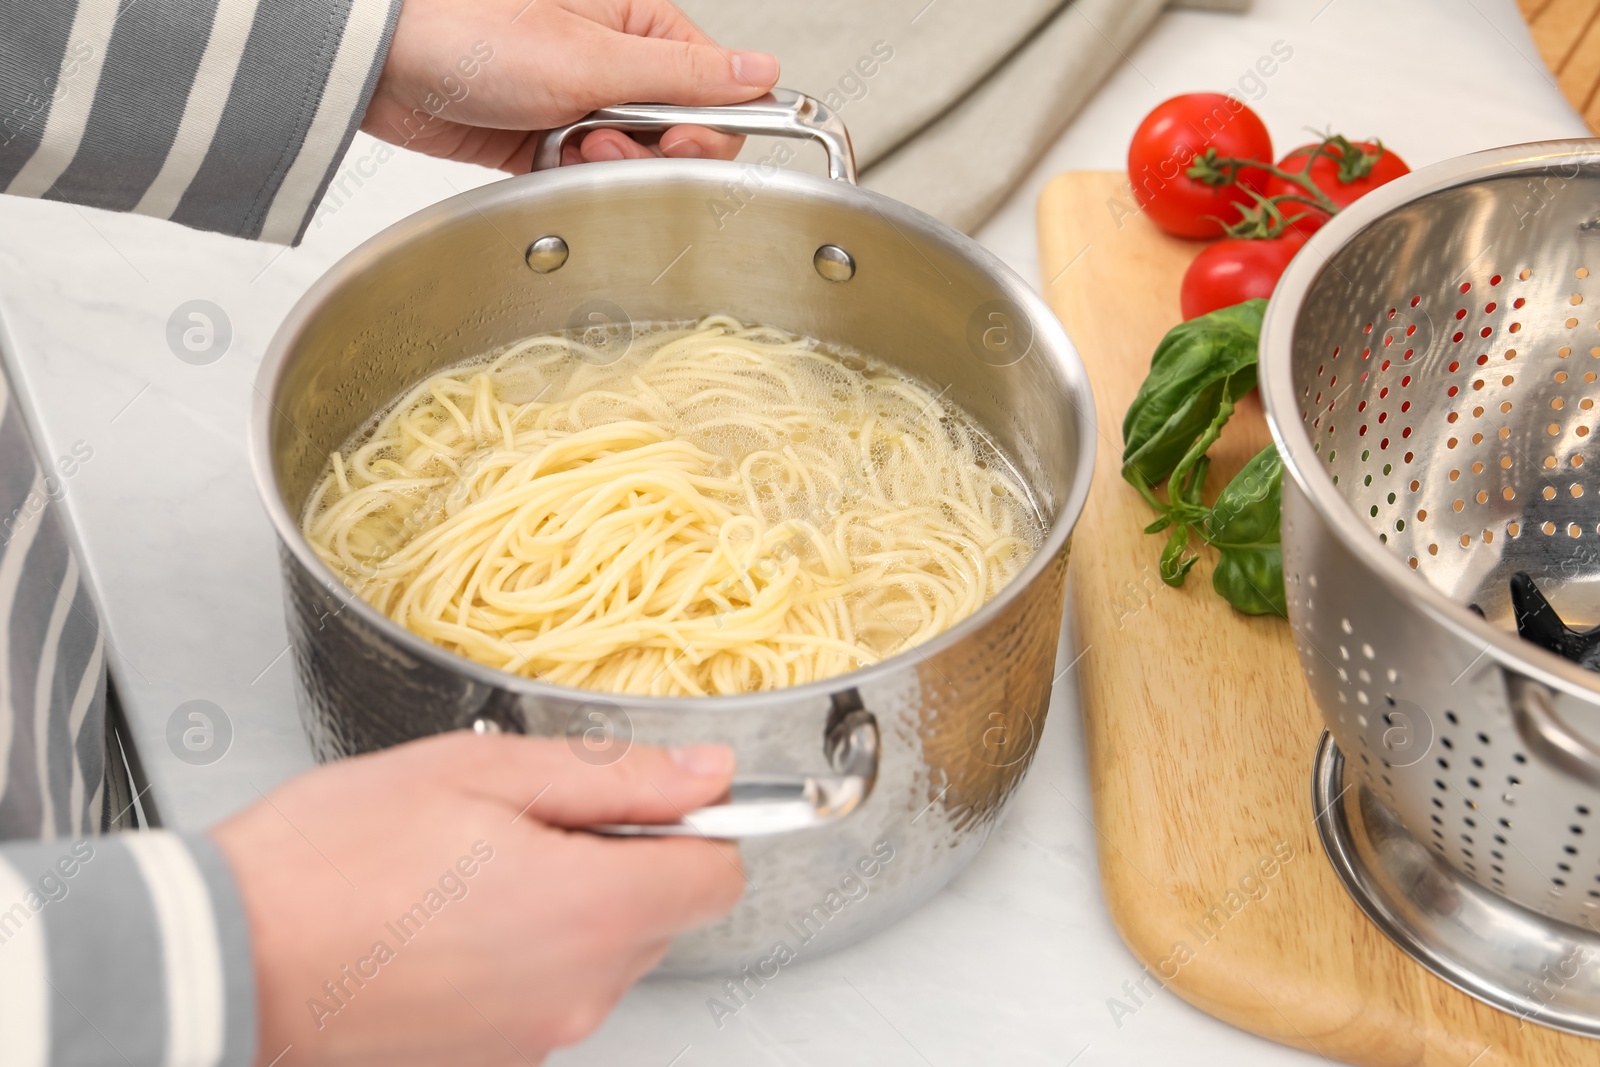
[[364, 0, 780, 172], [212, 732, 744, 1066]]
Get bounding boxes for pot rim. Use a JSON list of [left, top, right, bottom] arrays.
[[1260, 137, 1600, 704], [249, 157, 1098, 712]]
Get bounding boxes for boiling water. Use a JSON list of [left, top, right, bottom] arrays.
[[306, 317, 1045, 687]]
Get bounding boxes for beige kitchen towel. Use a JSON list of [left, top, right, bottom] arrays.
[[678, 0, 1171, 231]]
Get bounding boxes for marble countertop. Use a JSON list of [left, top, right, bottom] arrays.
[[0, 0, 1586, 1063]]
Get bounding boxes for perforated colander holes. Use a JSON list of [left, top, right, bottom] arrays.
[[1330, 277, 1513, 452], [1553, 805, 1595, 896], [1403, 452, 1596, 562], [1491, 264, 1600, 460], [1426, 358, 1599, 559], [1427, 718, 1600, 901], [1309, 281, 1493, 535], [1286, 572, 1316, 642], [1573, 802, 1600, 902], [1334, 619, 1406, 770], [1359, 691, 1417, 809], [1307, 272, 1521, 435], [1332, 638, 1385, 708], [1423, 713, 1518, 884], [1311, 267, 1600, 557]]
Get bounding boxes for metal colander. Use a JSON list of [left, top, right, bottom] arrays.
[[1262, 141, 1600, 931]]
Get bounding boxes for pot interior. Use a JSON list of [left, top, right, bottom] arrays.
[[264, 162, 1085, 545]]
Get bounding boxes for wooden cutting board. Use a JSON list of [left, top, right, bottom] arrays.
[[1520, 0, 1600, 136], [1039, 171, 1597, 1066]]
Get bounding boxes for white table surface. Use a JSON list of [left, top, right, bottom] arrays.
[[0, 0, 1587, 1063]]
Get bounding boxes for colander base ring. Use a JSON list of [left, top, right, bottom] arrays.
[[1314, 733, 1600, 1037]]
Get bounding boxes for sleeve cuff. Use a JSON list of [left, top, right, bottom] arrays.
[[0, 831, 257, 1067]]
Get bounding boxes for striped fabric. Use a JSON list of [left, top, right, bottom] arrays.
[[1, 2, 405, 1062], [0, 369, 104, 841], [0, 832, 256, 1067], [0, 362, 260, 1067], [1, 0, 402, 244]]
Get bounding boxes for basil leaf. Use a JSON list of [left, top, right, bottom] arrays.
[[1121, 299, 1267, 490], [1159, 523, 1198, 587], [1202, 445, 1286, 616], [1211, 545, 1285, 616]]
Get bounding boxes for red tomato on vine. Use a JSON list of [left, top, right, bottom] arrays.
[[1180, 233, 1307, 320], [1127, 93, 1273, 239], [1267, 138, 1410, 236]]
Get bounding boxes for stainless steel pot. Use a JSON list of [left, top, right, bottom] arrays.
[[1261, 141, 1600, 934], [249, 91, 1095, 973]]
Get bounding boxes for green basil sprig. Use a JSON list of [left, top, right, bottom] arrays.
[[1203, 445, 1285, 615], [1121, 298, 1286, 616]]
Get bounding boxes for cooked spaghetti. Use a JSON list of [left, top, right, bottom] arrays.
[[303, 315, 1041, 696]]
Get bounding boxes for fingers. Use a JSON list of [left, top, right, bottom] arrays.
[[534, 741, 736, 827], [659, 124, 743, 161], [574, 126, 742, 163], [581, 32, 778, 109], [625, 938, 676, 985], [413, 731, 737, 828], [573, 833, 746, 936], [605, 0, 718, 46], [587, 2, 749, 160], [578, 129, 656, 162]]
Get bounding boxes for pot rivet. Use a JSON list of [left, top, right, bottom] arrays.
[[526, 235, 570, 273], [471, 717, 504, 735], [813, 244, 855, 283]]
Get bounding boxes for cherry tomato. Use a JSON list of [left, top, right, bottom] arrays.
[[1180, 233, 1307, 320], [1268, 140, 1410, 236], [1128, 93, 1273, 239]]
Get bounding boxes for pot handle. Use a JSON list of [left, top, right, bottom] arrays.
[[593, 705, 879, 839], [470, 695, 879, 839], [531, 88, 858, 184], [1509, 676, 1600, 786]]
